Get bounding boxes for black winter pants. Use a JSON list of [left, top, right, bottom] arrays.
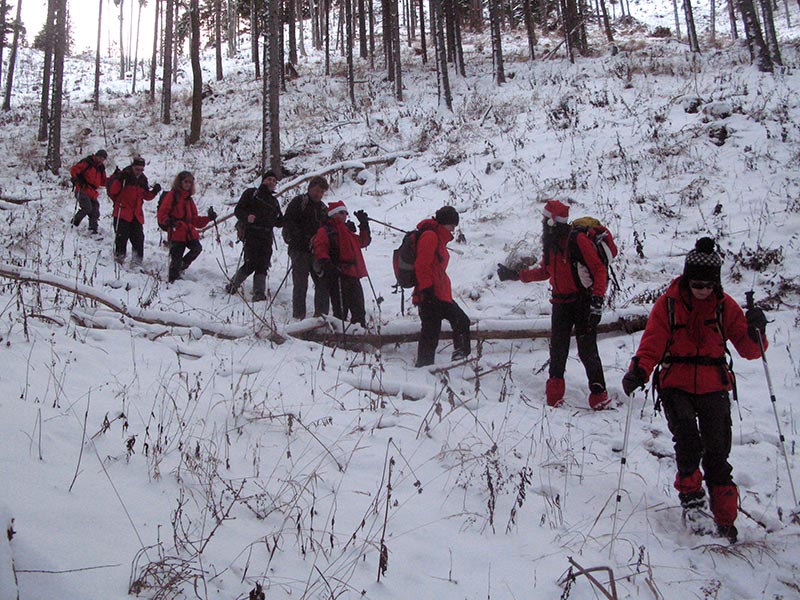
[[549, 298, 606, 390], [230, 236, 274, 288], [289, 250, 329, 319], [113, 218, 145, 262], [661, 388, 734, 487], [416, 298, 471, 366], [168, 240, 203, 282], [326, 273, 366, 326], [72, 192, 100, 232]]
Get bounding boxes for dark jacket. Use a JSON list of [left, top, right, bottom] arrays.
[[412, 219, 453, 305], [518, 230, 608, 301], [70, 156, 107, 200], [234, 185, 284, 241], [313, 219, 371, 278], [282, 193, 328, 253], [634, 277, 765, 395], [157, 188, 211, 242], [108, 167, 157, 224]]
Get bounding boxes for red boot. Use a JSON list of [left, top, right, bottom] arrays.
[[588, 385, 610, 410], [710, 484, 739, 542], [674, 469, 704, 495], [545, 377, 565, 407]]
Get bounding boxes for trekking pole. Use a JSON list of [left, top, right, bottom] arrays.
[[610, 390, 636, 556], [266, 264, 292, 311], [212, 217, 228, 273], [746, 291, 798, 508], [365, 271, 384, 310], [366, 216, 407, 234]]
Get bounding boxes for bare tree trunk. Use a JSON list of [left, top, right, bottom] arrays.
[[227, 0, 238, 58], [262, 0, 281, 174], [188, 0, 202, 144], [128, 0, 135, 71], [345, 0, 355, 104], [288, 0, 298, 64], [736, 0, 773, 71], [172, 0, 179, 83], [2, 0, 22, 111], [131, 0, 143, 93], [162, 0, 174, 123], [298, 0, 307, 57], [118, 0, 125, 79], [368, 0, 375, 68], [0, 0, 6, 89], [453, 3, 465, 76], [149, 0, 160, 101], [46, 0, 67, 174], [728, 0, 738, 38], [418, 0, 427, 63], [710, 0, 716, 43], [324, 0, 331, 75], [443, 0, 455, 62], [215, 0, 224, 79], [758, 0, 782, 65], [392, 0, 403, 99], [38, 0, 56, 142], [358, 0, 368, 58], [251, 0, 260, 79], [672, 0, 682, 40], [683, 0, 701, 52], [430, 0, 451, 110], [94, 0, 103, 108], [489, 0, 505, 82], [522, 0, 537, 58], [599, 0, 613, 42]]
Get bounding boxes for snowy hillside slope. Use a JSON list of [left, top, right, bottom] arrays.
[[1, 7, 800, 600]]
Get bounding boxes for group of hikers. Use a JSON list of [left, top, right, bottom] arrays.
[[69, 150, 771, 543]]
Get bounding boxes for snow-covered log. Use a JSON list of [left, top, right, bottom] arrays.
[[0, 263, 285, 343]]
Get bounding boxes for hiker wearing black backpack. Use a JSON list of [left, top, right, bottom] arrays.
[[107, 156, 160, 267], [620, 237, 768, 543], [496, 200, 616, 410], [225, 171, 284, 301], [283, 176, 330, 319], [413, 206, 471, 368], [69, 149, 109, 234], [312, 201, 371, 327], [157, 171, 217, 283]]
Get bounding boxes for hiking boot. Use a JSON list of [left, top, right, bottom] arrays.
[[680, 490, 715, 534], [716, 524, 738, 543], [252, 293, 266, 302], [451, 349, 470, 362], [588, 385, 610, 410], [545, 377, 565, 407]]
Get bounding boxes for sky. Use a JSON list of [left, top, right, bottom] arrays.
[[2, 2, 800, 600], [20, 0, 157, 56]]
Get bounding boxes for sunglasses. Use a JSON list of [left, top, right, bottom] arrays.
[[689, 281, 716, 290]]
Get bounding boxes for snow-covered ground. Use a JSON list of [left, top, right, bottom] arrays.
[[1, 3, 799, 599]]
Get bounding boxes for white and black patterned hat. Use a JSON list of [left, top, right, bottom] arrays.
[[684, 237, 722, 283]]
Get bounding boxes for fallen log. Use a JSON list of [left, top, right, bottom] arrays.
[[289, 312, 648, 347], [0, 263, 285, 343]]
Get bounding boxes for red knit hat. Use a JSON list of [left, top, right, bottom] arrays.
[[327, 200, 348, 217], [542, 200, 569, 225]]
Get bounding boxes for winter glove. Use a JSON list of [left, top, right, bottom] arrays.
[[346, 220, 357, 233], [207, 207, 218, 221], [159, 216, 177, 231], [587, 294, 604, 328], [151, 183, 162, 195], [420, 287, 436, 305], [622, 361, 647, 397], [354, 210, 369, 226], [318, 258, 338, 279], [745, 307, 767, 343], [496, 263, 520, 282]]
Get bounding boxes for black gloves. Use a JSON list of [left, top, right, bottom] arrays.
[[151, 183, 162, 195], [354, 210, 369, 226], [745, 307, 767, 343], [319, 258, 338, 278], [207, 207, 218, 221], [622, 361, 647, 396], [346, 220, 357, 233], [587, 294, 604, 328], [496, 264, 520, 281], [159, 216, 177, 231]]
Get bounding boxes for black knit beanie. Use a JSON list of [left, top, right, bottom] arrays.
[[683, 237, 722, 283], [434, 206, 459, 226]]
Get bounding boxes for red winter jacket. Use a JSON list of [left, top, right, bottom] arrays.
[[157, 189, 211, 242], [413, 219, 453, 304], [108, 167, 157, 224], [518, 231, 608, 301], [634, 278, 765, 395], [313, 219, 371, 278], [70, 157, 107, 200]]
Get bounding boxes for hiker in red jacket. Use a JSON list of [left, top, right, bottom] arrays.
[[621, 237, 768, 543], [413, 206, 471, 368], [70, 149, 108, 234], [157, 171, 217, 283], [107, 156, 160, 267], [312, 201, 371, 327], [497, 200, 613, 410]]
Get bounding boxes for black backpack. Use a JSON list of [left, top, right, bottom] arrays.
[[392, 224, 437, 288], [157, 191, 172, 231]]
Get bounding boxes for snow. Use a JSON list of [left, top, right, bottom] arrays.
[[1, 3, 800, 600]]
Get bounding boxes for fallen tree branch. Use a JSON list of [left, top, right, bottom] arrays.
[[0, 262, 285, 343], [559, 556, 618, 600]]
